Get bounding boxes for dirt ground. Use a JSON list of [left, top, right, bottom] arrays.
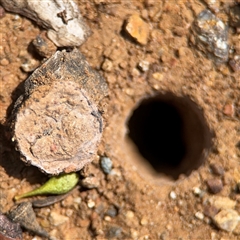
[[0, 0, 240, 239]]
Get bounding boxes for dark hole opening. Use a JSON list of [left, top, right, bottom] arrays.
[[127, 93, 212, 180]]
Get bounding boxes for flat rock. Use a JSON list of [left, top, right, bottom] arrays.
[[208, 196, 236, 210], [11, 49, 108, 175], [124, 14, 149, 45], [213, 209, 240, 232], [49, 212, 69, 226]]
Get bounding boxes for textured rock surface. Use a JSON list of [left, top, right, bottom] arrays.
[[0, 0, 91, 47], [0, 213, 22, 240], [192, 10, 229, 63], [124, 14, 150, 45], [11, 49, 108, 175], [213, 209, 240, 232], [208, 196, 236, 210]]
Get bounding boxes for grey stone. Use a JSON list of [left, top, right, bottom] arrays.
[[100, 157, 112, 174], [192, 10, 229, 63]]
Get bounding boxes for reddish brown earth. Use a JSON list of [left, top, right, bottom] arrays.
[[0, 1, 239, 239]]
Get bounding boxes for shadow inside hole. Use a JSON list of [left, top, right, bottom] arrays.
[[127, 93, 213, 180]]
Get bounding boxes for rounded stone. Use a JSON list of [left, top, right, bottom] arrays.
[[206, 178, 223, 194], [100, 157, 112, 174]]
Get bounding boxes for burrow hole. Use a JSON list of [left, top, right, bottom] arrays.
[[127, 93, 213, 180]]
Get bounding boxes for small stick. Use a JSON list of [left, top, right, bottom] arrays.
[[32, 186, 79, 208]]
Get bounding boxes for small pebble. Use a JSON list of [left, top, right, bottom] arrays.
[[211, 232, 216, 240], [124, 14, 150, 45], [65, 209, 73, 217], [87, 199, 95, 208], [206, 178, 223, 194], [203, 205, 219, 218], [212, 209, 240, 232], [0, 58, 9, 66], [193, 187, 202, 196], [131, 229, 138, 238], [77, 219, 90, 228], [126, 210, 134, 219], [80, 176, 99, 189], [223, 103, 235, 117], [106, 206, 118, 217], [104, 216, 112, 222], [110, 168, 122, 177], [177, 200, 183, 206], [159, 231, 169, 240], [210, 163, 225, 176], [152, 72, 164, 81], [229, 55, 240, 72], [73, 197, 82, 205], [131, 68, 140, 77], [138, 60, 150, 72], [100, 157, 112, 174], [140, 217, 148, 225], [49, 212, 69, 226], [21, 59, 39, 72], [107, 226, 122, 238], [166, 224, 172, 231], [195, 211, 204, 220], [169, 191, 177, 200], [32, 35, 57, 58], [101, 58, 113, 72]]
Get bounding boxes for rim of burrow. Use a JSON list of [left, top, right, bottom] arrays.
[[124, 92, 214, 185]]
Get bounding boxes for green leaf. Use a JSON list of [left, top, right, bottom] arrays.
[[15, 172, 79, 200]]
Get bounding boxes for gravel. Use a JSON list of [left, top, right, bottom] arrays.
[[100, 157, 113, 174]]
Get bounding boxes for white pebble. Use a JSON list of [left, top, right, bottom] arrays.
[[87, 199, 95, 208], [138, 60, 150, 72], [169, 191, 177, 199], [73, 197, 82, 204], [126, 210, 134, 219], [195, 211, 204, 220], [193, 187, 202, 196], [104, 216, 112, 222]]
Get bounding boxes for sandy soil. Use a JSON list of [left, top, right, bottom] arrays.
[[0, 0, 239, 239]]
